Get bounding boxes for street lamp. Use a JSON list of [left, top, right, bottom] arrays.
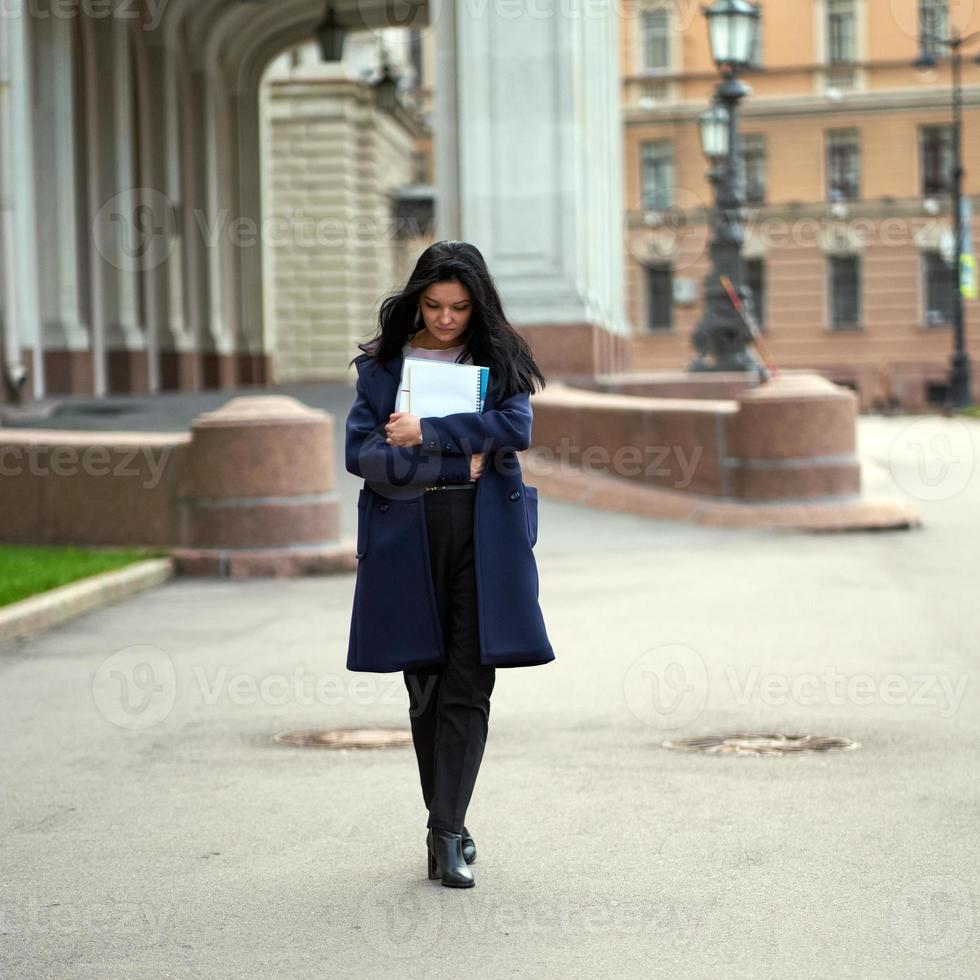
[[912, 26, 980, 409], [372, 45, 399, 114], [690, 0, 763, 373], [314, 2, 345, 62]]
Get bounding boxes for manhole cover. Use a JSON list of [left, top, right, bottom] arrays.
[[662, 732, 859, 756], [273, 727, 413, 749]]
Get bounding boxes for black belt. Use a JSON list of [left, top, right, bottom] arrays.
[[424, 483, 477, 492]]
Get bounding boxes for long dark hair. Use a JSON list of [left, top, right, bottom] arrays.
[[349, 240, 546, 401]]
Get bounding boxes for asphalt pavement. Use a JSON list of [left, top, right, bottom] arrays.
[[1, 395, 978, 979]]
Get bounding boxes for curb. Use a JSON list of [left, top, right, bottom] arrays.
[[170, 539, 358, 577], [0, 557, 175, 644]]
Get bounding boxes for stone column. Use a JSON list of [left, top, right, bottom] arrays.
[[437, 0, 630, 379], [0, 1, 45, 400], [104, 13, 148, 393], [33, 8, 91, 395]]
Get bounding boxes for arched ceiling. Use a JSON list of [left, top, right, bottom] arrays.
[[150, 0, 431, 92]]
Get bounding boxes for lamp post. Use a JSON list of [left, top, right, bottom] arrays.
[[914, 28, 980, 410], [690, 0, 763, 374]]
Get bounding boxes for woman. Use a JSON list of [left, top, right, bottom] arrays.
[[344, 240, 555, 889]]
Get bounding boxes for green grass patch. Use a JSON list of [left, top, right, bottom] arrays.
[[0, 545, 169, 608], [955, 405, 980, 419]]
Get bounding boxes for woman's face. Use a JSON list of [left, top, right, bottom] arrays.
[[416, 281, 472, 348]]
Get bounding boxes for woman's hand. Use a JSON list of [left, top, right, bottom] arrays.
[[469, 452, 486, 482], [385, 412, 423, 447]]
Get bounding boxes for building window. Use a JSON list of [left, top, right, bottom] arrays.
[[745, 258, 765, 331], [411, 150, 428, 185], [826, 129, 860, 201], [827, 0, 857, 63], [750, 16, 764, 67], [828, 255, 860, 329], [645, 263, 673, 331], [918, 0, 949, 60], [923, 251, 954, 325], [740, 133, 766, 204], [640, 8, 671, 73], [640, 140, 673, 211], [920, 124, 953, 197]]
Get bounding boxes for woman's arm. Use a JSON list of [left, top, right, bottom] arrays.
[[418, 389, 533, 456], [345, 369, 473, 487]]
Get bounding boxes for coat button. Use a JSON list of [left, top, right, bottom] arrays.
[[509, 490, 521, 500], [355, 552, 364, 560], [443, 443, 453, 450], [379, 503, 390, 513], [427, 440, 436, 448]]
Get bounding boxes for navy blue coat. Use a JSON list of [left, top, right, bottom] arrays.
[[344, 348, 555, 672]]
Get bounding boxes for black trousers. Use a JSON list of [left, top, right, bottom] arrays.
[[402, 487, 496, 835]]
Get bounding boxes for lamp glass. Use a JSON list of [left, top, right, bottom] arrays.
[[705, 0, 759, 68], [699, 104, 730, 158]]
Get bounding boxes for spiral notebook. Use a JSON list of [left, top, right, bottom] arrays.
[[403, 359, 489, 417]]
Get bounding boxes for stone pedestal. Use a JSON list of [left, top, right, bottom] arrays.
[[727, 373, 860, 501], [171, 395, 356, 576]]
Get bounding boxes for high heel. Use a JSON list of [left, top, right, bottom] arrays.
[[426, 827, 475, 887], [461, 825, 476, 865], [427, 835, 439, 880]]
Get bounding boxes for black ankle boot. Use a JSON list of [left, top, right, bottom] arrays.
[[461, 825, 476, 864], [426, 828, 475, 887]]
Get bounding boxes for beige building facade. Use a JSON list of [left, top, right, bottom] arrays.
[[621, 0, 980, 408]]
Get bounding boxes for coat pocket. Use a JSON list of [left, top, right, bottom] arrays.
[[523, 484, 538, 548], [355, 487, 373, 559]]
